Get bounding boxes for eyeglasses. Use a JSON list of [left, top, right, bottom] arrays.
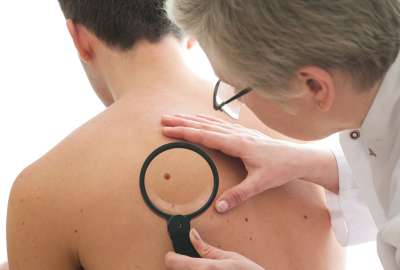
[[213, 80, 253, 119]]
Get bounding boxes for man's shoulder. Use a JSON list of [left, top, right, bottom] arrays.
[[8, 103, 159, 218], [7, 107, 130, 255], [8, 108, 118, 212]]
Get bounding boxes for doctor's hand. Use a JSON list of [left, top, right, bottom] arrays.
[[165, 229, 265, 270], [161, 114, 338, 213]]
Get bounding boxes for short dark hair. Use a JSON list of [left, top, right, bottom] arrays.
[[58, 0, 182, 50]]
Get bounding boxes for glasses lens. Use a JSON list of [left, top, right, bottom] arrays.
[[216, 81, 242, 119]]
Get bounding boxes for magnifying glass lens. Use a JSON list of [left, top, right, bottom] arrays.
[[144, 148, 215, 216]]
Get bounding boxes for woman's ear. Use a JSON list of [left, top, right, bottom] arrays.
[[296, 66, 336, 112], [66, 20, 93, 63]]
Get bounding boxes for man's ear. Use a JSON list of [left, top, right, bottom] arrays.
[[66, 20, 93, 63], [296, 66, 336, 112]]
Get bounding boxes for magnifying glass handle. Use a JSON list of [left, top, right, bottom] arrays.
[[168, 215, 200, 258]]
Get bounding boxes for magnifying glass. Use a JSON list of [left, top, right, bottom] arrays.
[[139, 142, 219, 257]]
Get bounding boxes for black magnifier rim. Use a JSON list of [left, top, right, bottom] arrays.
[[139, 141, 219, 221]]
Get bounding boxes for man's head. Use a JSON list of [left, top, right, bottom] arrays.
[[168, 0, 400, 140], [58, 0, 182, 106], [58, 0, 181, 50]]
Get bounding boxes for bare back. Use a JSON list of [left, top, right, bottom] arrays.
[[7, 80, 344, 270]]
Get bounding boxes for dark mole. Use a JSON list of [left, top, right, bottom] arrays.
[[303, 215, 309, 220], [245, 217, 249, 222], [164, 173, 171, 181], [21, 221, 25, 226], [74, 229, 79, 234], [249, 237, 253, 241]]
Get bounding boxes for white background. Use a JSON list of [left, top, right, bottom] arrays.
[[0, 1, 383, 269]]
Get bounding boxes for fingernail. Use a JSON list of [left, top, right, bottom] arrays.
[[216, 200, 229, 213], [191, 229, 202, 242]]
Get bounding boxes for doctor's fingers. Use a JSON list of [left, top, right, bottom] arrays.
[[188, 114, 248, 131], [162, 126, 245, 158], [172, 114, 232, 126], [165, 252, 224, 270], [176, 114, 268, 138], [161, 115, 233, 134], [162, 115, 267, 142], [216, 173, 266, 213], [163, 114, 246, 132], [195, 115, 245, 130], [178, 114, 230, 125], [196, 114, 230, 124]]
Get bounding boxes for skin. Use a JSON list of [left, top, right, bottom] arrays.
[[6, 21, 344, 270], [0, 263, 8, 270]]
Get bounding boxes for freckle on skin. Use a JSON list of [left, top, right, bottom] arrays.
[[249, 237, 253, 241], [80, 209, 84, 214], [303, 215, 309, 220], [245, 217, 249, 222], [164, 173, 171, 181], [21, 221, 25, 226], [74, 229, 78, 234]]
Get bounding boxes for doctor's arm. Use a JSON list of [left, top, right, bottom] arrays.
[[377, 215, 400, 269], [324, 140, 377, 246]]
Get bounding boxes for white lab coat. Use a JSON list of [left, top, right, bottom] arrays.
[[326, 51, 400, 269]]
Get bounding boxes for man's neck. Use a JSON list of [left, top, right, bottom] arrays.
[[98, 37, 201, 102]]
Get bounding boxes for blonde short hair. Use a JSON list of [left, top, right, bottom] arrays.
[[167, 0, 400, 99]]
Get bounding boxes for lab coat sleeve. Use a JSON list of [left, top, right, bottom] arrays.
[[321, 138, 377, 246], [377, 214, 400, 269]]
